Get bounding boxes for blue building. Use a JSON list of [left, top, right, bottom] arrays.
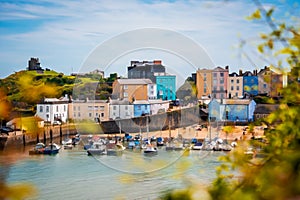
[[133, 100, 150, 117], [155, 73, 176, 100], [208, 99, 256, 122], [243, 71, 258, 96]]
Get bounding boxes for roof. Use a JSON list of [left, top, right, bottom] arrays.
[[41, 97, 69, 104], [222, 99, 253, 105], [254, 104, 280, 114], [109, 99, 131, 105], [210, 99, 253, 105], [117, 79, 152, 85], [133, 100, 150, 105], [148, 99, 170, 104], [229, 72, 241, 77], [213, 66, 228, 71]]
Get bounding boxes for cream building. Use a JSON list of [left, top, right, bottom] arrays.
[[227, 72, 243, 98], [70, 99, 109, 122]]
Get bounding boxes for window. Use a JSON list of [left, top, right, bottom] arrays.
[[213, 86, 217, 91], [220, 78, 224, 84], [204, 77, 207, 81], [64, 105, 66, 112], [231, 86, 234, 90], [113, 106, 117, 110], [237, 86, 240, 90], [74, 106, 76, 111], [220, 72, 224, 77], [74, 113, 76, 117], [101, 113, 104, 117], [78, 106, 80, 111], [89, 113, 92, 117], [100, 106, 104, 111], [231, 79, 234, 83], [220, 86, 224, 91], [96, 113, 98, 117], [46, 106, 49, 112], [124, 92, 128, 97], [88, 106, 92, 110], [40, 106, 43, 112], [236, 92, 238, 97], [263, 84, 267, 89], [125, 106, 128, 110], [56, 106, 58, 112], [124, 85, 128, 90], [220, 94, 224, 99], [213, 73, 217, 78], [78, 112, 81, 117], [204, 88, 207, 93], [94, 106, 98, 110], [237, 79, 240, 84]]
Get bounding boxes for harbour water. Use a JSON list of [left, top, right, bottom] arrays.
[[2, 142, 228, 200]]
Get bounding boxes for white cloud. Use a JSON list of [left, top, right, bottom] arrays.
[[0, 0, 290, 78]]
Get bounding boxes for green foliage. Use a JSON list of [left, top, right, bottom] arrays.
[[0, 70, 112, 109], [207, 7, 300, 200]]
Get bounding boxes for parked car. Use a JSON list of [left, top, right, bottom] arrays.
[[0, 127, 14, 135]]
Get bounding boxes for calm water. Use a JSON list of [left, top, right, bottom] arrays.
[[2, 143, 227, 200]]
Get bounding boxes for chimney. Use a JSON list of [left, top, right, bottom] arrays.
[[225, 66, 229, 70], [154, 60, 162, 65], [239, 70, 243, 76]]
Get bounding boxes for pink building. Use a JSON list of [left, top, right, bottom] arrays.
[[211, 66, 229, 99]]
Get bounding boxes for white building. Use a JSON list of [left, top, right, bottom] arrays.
[[149, 99, 170, 115], [36, 96, 69, 124], [109, 99, 134, 120]]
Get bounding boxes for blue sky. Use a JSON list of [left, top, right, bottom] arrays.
[[0, 0, 299, 79]]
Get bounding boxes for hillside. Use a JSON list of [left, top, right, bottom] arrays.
[[0, 70, 109, 109]]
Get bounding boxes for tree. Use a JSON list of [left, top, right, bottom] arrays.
[[208, 5, 300, 200]]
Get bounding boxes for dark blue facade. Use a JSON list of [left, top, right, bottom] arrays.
[[243, 76, 258, 96]]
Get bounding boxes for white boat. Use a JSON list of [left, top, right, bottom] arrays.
[[192, 142, 203, 150], [87, 142, 107, 156], [143, 144, 158, 155], [62, 138, 73, 149]]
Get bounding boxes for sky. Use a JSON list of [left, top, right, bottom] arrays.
[[0, 0, 299, 80]]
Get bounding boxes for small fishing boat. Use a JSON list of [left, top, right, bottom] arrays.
[[43, 143, 61, 155], [191, 142, 203, 150], [62, 138, 73, 149], [87, 142, 107, 156], [156, 137, 164, 146], [143, 144, 158, 155], [106, 143, 126, 156], [29, 143, 45, 155]]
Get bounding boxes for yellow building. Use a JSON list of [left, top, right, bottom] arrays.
[[196, 69, 212, 99]]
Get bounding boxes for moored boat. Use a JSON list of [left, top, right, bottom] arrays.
[[43, 143, 61, 155], [29, 143, 45, 155], [143, 144, 158, 155]]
